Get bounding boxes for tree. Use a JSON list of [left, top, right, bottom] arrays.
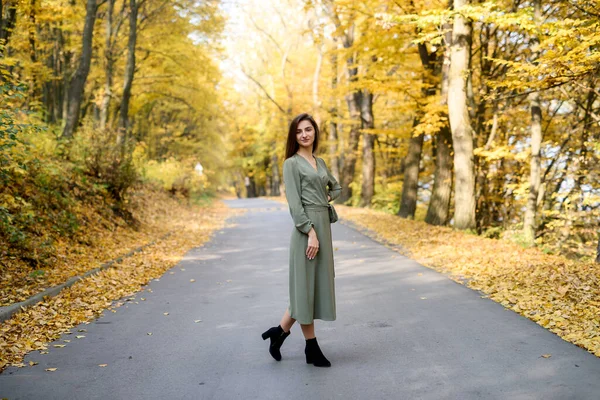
[[447, 0, 476, 230], [61, 0, 99, 139], [522, 0, 542, 246], [117, 0, 139, 145]]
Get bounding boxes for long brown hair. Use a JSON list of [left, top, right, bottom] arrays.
[[285, 113, 319, 160]]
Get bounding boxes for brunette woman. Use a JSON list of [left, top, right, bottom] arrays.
[[261, 113, 342, 367]]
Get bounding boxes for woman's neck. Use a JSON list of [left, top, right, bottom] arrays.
[[296, 147, 313, 158]]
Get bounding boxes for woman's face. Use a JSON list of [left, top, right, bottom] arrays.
[[296, 120, 315, 150]]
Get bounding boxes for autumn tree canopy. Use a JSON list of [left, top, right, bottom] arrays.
[[1, 0, 599, 261]]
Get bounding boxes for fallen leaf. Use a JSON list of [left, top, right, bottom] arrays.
[[76, 335, 85, 339], [98, 364, 108, 367], [29, 361, 38, 366], [194, 320, 202, 323], [163, 312, 169, 316], [541, 354, 552, 358], [45, 368, 57, 372], [147, 332, 152, 336], [190, 279, 196, 283], [53, 344, 66, 348]]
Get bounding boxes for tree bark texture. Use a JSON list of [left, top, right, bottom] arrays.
[[426, 23, 454, 225], [398, 120, 424, 218], [360, 90, 375, 207], [328, 51, 340, 182], [339, 63, 362, 204], [0, 1, 18, 54], [448, 0, 476, 230], [523, 0, 542, 246], [100, 0, 114, 130], [118, 0, 139, 144], [271, 153, 281, 196], [61, 0, 98, 139]]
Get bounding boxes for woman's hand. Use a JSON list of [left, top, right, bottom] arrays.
[[306, 228, 319, 260], [327, 194, 331, 202]]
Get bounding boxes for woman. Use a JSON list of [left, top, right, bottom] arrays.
[[261, 113, 342, 368]]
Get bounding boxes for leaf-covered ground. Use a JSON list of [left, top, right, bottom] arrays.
[[1, 188, 219, 306], [0, 195, 243, 371], [268, 196, 600, 357], [336, 205, 600, 357]]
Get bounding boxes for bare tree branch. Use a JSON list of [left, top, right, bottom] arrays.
[[240, 67, 287, 114]]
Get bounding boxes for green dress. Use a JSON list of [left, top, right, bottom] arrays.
[[283, 153, 342, 324]]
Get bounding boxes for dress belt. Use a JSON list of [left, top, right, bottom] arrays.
[[303, 204, 330, 211]]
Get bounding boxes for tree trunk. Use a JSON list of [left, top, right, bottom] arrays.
[[523, 0, 542, 246], [0, 1, 18, 54], [360, 90, 375, 207], [320, 4, 361, 203], [398, 122, 424, 218], [328, 51, 340, 181], [448, 0, 476, 230], [339, 89, 361, 203], [399, 42, 434, 219], [61, 0, 98, 139], [426, 125, 453, 224], [271, 153, 280, 196], [426, 24, 453, 225], [117, 0, 138, 145], [312, 44, 323, 121], [100, 0, 114, 131]]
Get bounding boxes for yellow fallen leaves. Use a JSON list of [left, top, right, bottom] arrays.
[[0, 187, 215, 306], [334, 204, 600, 358], [0, 197, 243, 371]]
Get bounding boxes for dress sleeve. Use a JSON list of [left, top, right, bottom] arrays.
[[283, 158, 314, 234], [321, 158, 342, 202]]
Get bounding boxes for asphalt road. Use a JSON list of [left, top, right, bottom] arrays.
[[2, 197, 600, 400]]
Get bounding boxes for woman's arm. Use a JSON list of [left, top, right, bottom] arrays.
[[321, 158, 342, 202], [283, 158, 314, 234]]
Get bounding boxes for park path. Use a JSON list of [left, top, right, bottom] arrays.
[[1, 198, 600, 400]]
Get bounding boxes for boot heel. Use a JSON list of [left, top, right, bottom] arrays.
[[261, 330, 270, 340]]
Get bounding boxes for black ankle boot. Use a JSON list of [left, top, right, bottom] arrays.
[[261, 325, 291, 361], [305, 337, 331, 367]]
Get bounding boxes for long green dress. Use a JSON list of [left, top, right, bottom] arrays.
[[283, 153, 342, 324]]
